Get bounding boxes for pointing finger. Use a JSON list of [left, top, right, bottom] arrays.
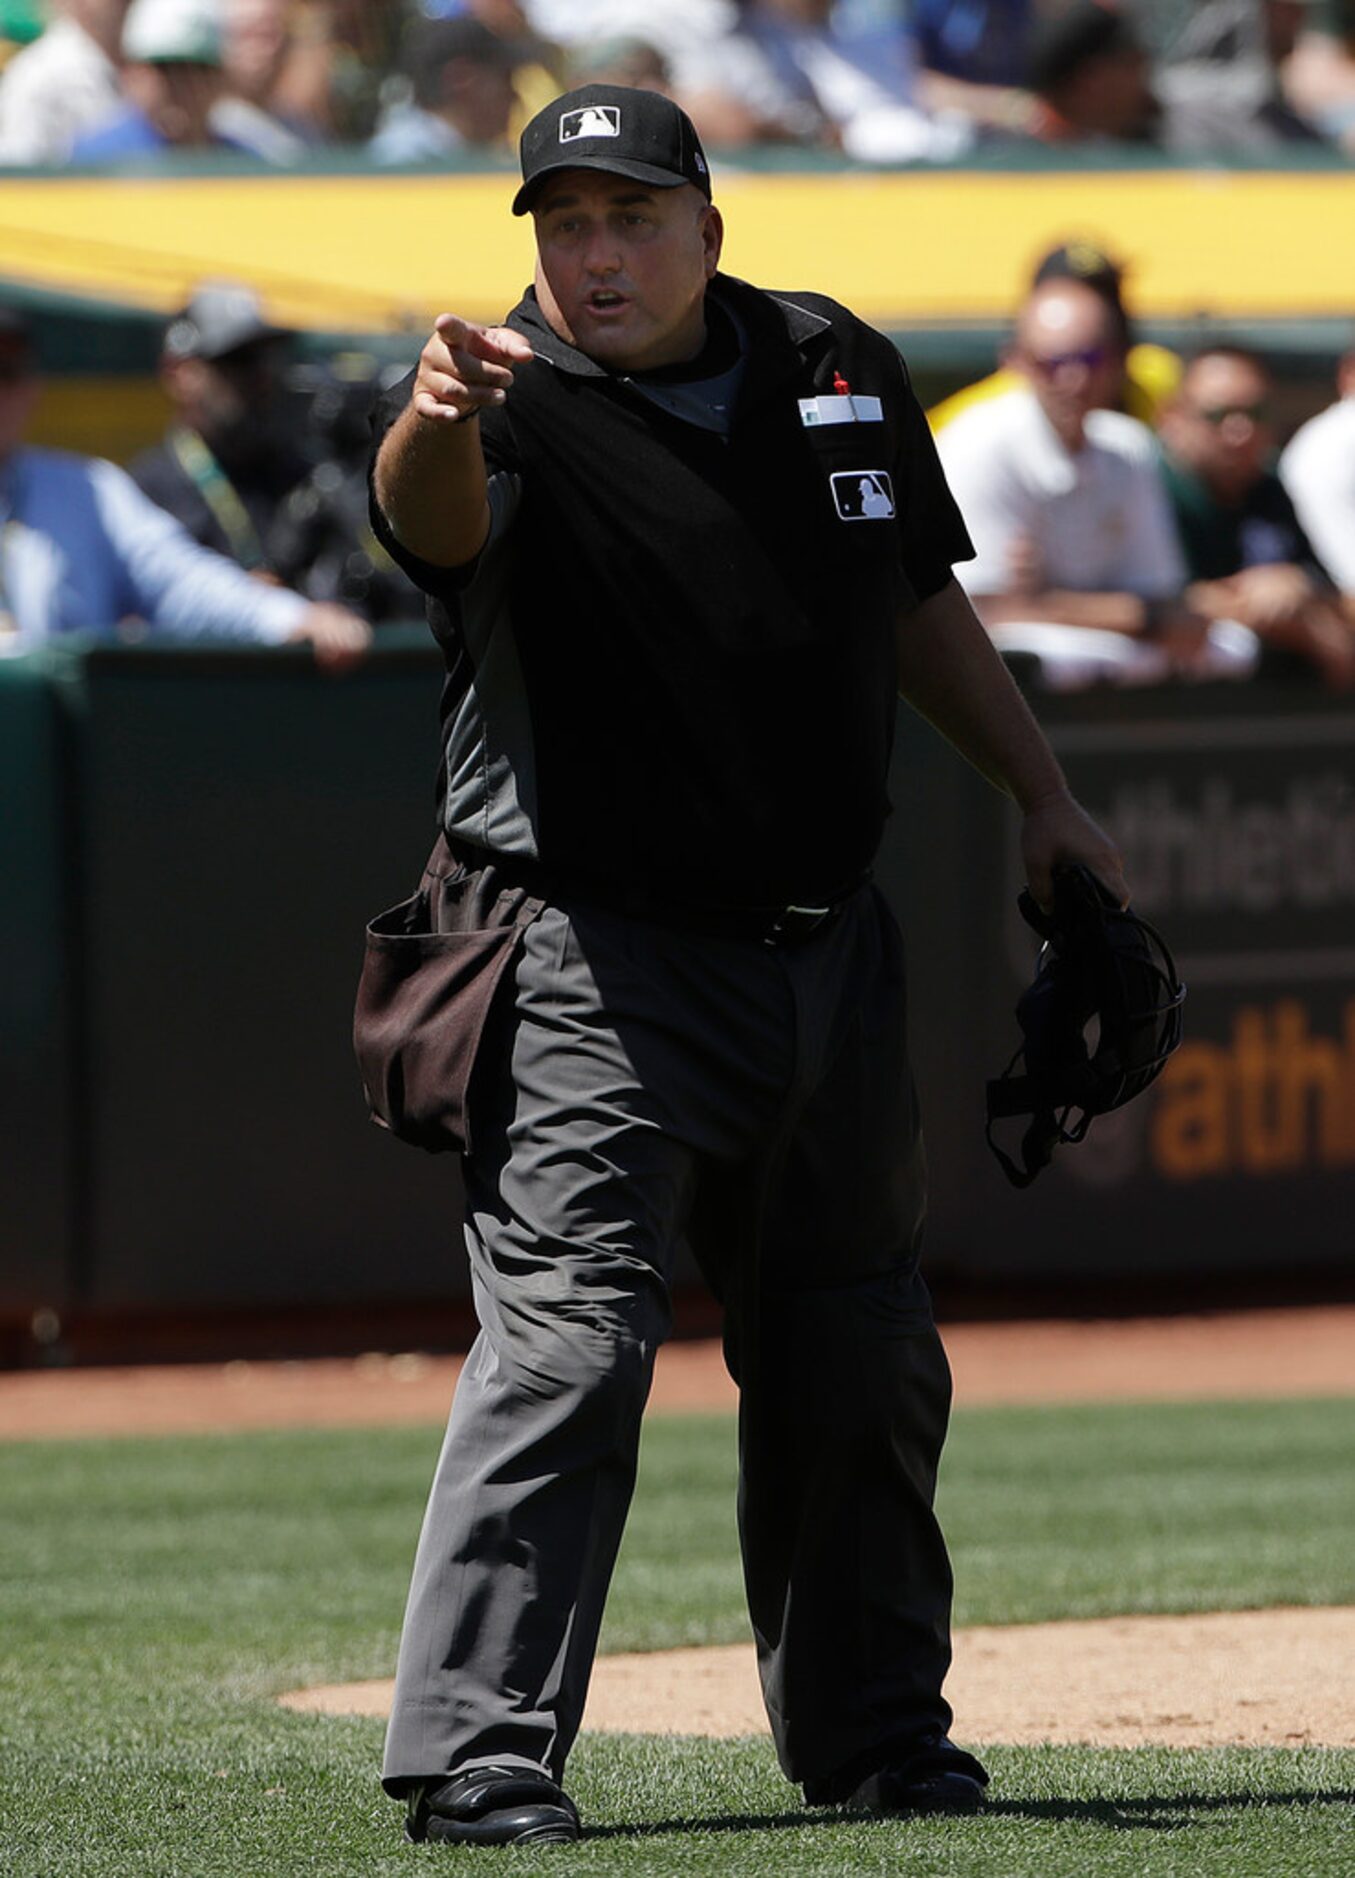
[[433, 313, 533, 366]]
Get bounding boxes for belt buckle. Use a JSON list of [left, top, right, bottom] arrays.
[[764, 903, 833, 947]]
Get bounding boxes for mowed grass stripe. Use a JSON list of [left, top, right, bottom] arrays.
[[2, 1397, 1353, 1875]]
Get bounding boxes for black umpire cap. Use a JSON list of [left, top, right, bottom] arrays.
[[512, 84, 711, 217]]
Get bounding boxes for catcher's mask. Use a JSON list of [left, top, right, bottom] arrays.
[[986, 864, 1185, 1189]]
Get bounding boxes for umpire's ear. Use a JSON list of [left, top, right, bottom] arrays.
[[698, 199, 724, 278]]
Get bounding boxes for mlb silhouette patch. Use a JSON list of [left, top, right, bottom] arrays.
[[830, 471, 895, 520], [560, 106, 622, 142]]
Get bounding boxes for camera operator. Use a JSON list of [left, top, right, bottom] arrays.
[[130, 279, 420, 622]]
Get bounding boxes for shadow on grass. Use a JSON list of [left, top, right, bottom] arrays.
[[586, 1789, 1355, 1843], [982, 1789, 1355, 1831]]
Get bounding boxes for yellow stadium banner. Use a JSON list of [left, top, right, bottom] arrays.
[[1, 166, 1353, 336]]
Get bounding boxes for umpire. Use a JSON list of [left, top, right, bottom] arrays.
[[363, 83, 1126, 1848]]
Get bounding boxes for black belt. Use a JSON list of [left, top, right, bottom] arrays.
[[448, 842, 863, 948]]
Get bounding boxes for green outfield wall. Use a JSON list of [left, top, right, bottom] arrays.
[[883, 683, 1355, 1283], [0, 651, 79, 1313], [2, 639, 1353, 1354]]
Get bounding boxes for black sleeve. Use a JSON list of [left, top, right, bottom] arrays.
[[888, 346, 975, 603], [365, 366, 521, 598], [127, 443, 219, 551]]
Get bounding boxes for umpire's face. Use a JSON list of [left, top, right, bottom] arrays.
[[531, 170, 723, 373]]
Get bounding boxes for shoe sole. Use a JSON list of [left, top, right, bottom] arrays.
[[418, 1813, 581, 1846], [421, 1823, 580, 1845]]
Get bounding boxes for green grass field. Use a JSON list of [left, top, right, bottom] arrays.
[[3, 1396, 1354, 1876]]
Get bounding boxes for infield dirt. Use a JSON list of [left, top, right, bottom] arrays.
[[4, 1303, 1352, 1440], [6, 1305, 1352, 1751], [281, 1606, 1355, 1749]]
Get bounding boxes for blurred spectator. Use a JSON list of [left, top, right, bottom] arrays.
[[70, 0, 246, 158], [1279, 339, 1355, 594], [212, 0, 316, 159], [450, 1, 565, 136], [1158, 345, 1355, 685], [369, 15, 518, 162], [266, 1, 411, 144], [910, 0, 1042, 134], [1139, 0, 1327, 150], [935, 276, 1255, 687], [128, 282, 416, 621], [568, 32, 672, 94], [0, 307, 369, 665], [930, 240, 1181, 435], [0, 2, 129, 164], [1282, 0, 1355, 150], [523, 0, 730, 77], [1023, 1, 1159, 143], [518, 0, 758, 145], [705, 0, 973, 160]]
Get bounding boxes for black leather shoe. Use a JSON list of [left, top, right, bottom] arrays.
[[848, 1766, 986, 1815], [405, 1765, 581, 1845], [804, 1733, 989, 1816]]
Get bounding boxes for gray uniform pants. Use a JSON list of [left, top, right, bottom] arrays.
[[382, 881, 956, 1795]]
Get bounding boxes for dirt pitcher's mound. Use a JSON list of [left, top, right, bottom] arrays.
[[280, 1605, 1355, 1748]]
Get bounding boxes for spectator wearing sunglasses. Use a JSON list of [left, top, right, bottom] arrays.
[[934, 276, 1249, 686], [1157, 345, 1355, 685], [929, 239, 1182, 437]]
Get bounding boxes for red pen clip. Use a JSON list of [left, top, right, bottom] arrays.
[[833, 372, 851, 396]]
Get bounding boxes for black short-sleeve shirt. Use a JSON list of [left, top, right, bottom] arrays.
[[372, 274, 972, 906]]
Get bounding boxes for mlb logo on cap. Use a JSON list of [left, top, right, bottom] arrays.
[[560, 105, 621, 142], [513, 83, 712, 215], [830, 471, 896, 521]]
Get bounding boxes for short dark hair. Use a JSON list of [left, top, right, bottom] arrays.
[[1028, 2, 1141, 95], [404, 18, 515, 110], [1179, 342, 1271, 381]]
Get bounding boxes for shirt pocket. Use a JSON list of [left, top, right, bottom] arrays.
[[801, 425, 904, 535]]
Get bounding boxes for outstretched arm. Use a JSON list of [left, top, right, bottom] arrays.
[[895, 576, 1127, 907], [373, 313, 533, 570]]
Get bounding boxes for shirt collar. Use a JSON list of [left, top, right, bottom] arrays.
[[505, 274, 831, 384]]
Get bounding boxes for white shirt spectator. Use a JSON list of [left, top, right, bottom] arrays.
[[645, 2, 972, 163], [209, 94, 309, 162], [524, 0, 736, 87], [937, 385, 1186, 599], [0, 16, 122, 164], [368, 104, 465, 166], [1278, 395, 1355, 591]]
